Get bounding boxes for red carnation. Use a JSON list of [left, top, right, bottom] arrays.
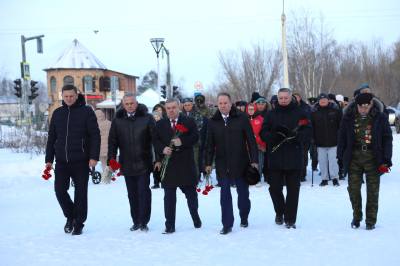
[[111, 177, 116, 181], [109, 159, 121, 171], [175, 124, 189, 133], [202, 190, 208, 195], [298, 119, 308, 126], [196, 188, 201, 192]]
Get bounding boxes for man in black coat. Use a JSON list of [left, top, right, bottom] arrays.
[[337, 93, 392, 230], [153, 98, 201, 234], [45, 85, 100, 235], [311, 93, 342, 186], [260, 88, 312, 229], [108, 93, 155, 232], [205, 92, 258, 235]]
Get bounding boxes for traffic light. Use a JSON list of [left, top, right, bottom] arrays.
[[172, 86, 180, 98], [28, 80, 39, 104], [14, 79, 22, 98], [160, 85, 167, 99]]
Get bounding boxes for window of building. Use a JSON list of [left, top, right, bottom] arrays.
[[50, 76, 56, 93], [83, 75, 93, 93], [63, 76, 74, 86]]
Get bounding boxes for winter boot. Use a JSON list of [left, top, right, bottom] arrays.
[[319, 180, 328, 186], [351, 219, 360, 229], [275, 215, 284, 225], [366, 223, 375, 230], [332, 178, 340, 186]]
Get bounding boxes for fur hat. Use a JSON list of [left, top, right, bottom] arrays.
[[355, 93, 373, 106]]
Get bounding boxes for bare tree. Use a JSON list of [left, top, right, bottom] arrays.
[[287, 11, 339, 98], [216, 44, 280, 102]]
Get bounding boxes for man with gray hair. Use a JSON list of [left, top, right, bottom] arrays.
[[153, 98, 202, 234], [108, 92, 155, 232]]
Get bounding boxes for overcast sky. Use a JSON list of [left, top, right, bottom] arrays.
[[0, 0, 399, 96]]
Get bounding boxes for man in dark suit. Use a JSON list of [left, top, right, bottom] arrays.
[[205, 92, 258, 235], [153, 98, 202, 234], [45, 85, 100, 235], [108, 92, 155, 232]]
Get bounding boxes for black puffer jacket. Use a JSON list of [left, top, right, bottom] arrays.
[[108, 104, 156, 176], [337, 99, 393, 174], [311, 103, 342, 147], [45, 94, 100, 164], [260, 100, 312, 170]]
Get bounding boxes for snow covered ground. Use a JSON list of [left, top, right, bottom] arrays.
[[1, 134, 400, 266]]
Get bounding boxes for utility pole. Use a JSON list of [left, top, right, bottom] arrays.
[[20, 34, 44, 124], [281, 0, 290, 88]]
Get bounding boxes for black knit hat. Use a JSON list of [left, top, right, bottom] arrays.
[[355, 93, 373, 106], [250, 92, 261, 103]]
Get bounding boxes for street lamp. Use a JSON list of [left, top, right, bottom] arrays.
[[150, 38, 172, 99]]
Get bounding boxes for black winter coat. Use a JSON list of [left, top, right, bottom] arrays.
[[205, 107, 258, 179], [153, 115, 199, 187], [337, 100, 393, 174], [260, 101, 312, 170], [108, 104, 155, 176], [311, 103, 342, 147], [45, 94, 100, 164]]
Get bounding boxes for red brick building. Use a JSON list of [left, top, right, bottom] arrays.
[[44, 39, 138, 118]]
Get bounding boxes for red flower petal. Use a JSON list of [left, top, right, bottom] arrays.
[[175, 124, 189, 133]]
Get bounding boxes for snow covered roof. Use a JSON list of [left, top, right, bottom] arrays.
[[137, 89, 161, 109], [96, 89, 161, 110], [46, 39, 107, 70]]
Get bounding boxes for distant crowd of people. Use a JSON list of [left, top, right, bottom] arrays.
[[45, 83, 392, 235]]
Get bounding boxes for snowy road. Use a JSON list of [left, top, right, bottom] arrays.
[[1, 135, 400, 266]]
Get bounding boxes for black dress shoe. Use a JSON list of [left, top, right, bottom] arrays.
[[162, 227, 175, 234], [240, 219, 248, 228], [285, 222, 296, 229], [140, 225, 149, 232], [72, 223, 84, 235], [351, 219, 360, 229], [64, 218, 74, 233], [275, 215, 284, 225], [130, 224, 141, 231], [193, 219, 202, 229], [366, 223, 375, 230], [219, 227, 232, 235]]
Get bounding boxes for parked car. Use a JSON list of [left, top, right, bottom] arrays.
[[386, 107, 400, 133]]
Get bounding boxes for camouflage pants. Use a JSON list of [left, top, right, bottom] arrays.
[[347, 150, 380, 225]]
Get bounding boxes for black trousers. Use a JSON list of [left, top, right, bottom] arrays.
[[54, 162, 89, 225], [164, 186, 199, 230], [269, 170, 301, 224], [124, 173, 152, 226]]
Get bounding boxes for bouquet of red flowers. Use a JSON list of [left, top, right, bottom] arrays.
[[160, 124, 189, 181], [196, 173, 214, 196], [108, 159, 122, 181], [42, 165, 52, 180], [271, 118, 309, 153]]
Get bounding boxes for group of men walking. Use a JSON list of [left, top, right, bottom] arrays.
[[45, 84, 392, 235]]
